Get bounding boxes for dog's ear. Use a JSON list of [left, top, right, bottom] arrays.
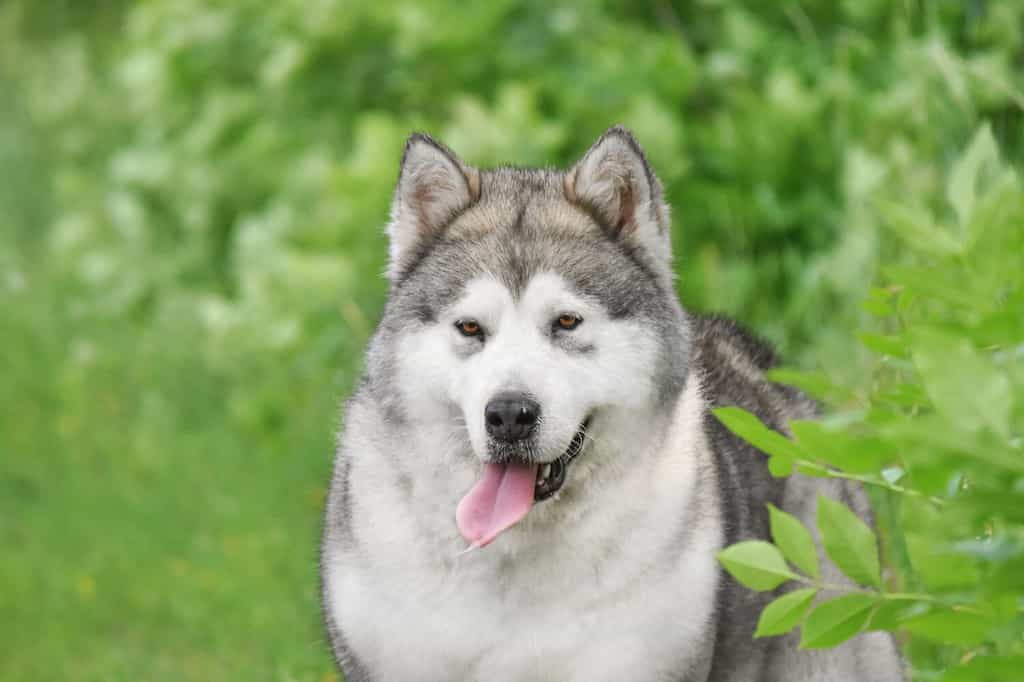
[[565, 125, 672, 270], [387, 133, 480, 281]]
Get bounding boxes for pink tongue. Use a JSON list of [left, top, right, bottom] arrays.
[[456, 462, 538, 547]]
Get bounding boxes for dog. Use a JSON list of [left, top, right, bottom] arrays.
[[320, 125, 904, 681]]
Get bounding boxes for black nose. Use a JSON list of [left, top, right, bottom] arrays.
[[484, 392, 541, 442]]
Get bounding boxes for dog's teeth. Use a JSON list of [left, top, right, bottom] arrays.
[[536, 463, 552, 487]]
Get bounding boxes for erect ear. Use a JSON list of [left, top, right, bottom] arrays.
[[386, 133, 480, 281], [565, 125, 672, 271]]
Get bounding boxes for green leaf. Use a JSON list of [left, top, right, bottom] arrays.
[[905, 533, 980, 590], [755, 588, 818, 637], [947, 123, 1001, 228], [799, 593, 877, 649], [816, 495, 882, 588], [910, 326, 1012, 440], [717, 541, 798, 592], [790, 421, 888, 474], [766, 368, 846, 403], [712, 407, 803, 465], [903, 608, 993, 646], [868, 599, 928, 631], [884, 265, 978, 308], [974, 305, 1024, 348], [876, 200, 963, 256], [881, 414, 1024, 473], [940, 656, 1024, 682], [950, 489, 1024, 523], [767, 454, 795, 477], [768, 504, 819, 578], [861, 287, 895, 317], [856, 332, 910, 359], [875, 382, 927, 408], [964, 171, 1021, 252]]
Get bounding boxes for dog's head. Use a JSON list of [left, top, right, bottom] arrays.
[[368, 126, 690, 546]]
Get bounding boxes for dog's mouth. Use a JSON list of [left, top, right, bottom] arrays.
[[533, 418, 590, 502], [455, 417, 592, 548]]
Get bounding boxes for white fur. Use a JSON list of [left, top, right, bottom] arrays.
[[395, 272, 660, 461], [324, 274, 721, 680]]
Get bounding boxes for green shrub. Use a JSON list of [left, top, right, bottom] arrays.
[[717, 125, 1024, 679]]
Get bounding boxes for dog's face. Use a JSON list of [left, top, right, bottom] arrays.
[[394, 264, 668, 485], [366, 127, 690, 544], [440, 270, 649, 464]]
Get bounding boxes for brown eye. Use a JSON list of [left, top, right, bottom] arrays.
[[555, 314, 582, 331], [456, 319, 482, 337]]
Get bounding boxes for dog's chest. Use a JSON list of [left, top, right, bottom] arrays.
[[330, 518, 721, 682]]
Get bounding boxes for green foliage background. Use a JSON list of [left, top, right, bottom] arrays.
[[1, 2, 1021, 680]]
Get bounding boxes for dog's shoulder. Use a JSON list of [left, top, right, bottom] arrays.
[[688, 314, 816, 546], [691, 313, 815, 422], [692, 314, 779, 372]]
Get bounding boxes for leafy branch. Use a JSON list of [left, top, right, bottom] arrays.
[[714, 124, 1024, 678]]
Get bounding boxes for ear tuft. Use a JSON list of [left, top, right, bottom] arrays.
[[565, 125, 662, 233], [387, 133, 479, 281], [565, 125, 672, 270]]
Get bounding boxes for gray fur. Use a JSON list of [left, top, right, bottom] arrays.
[[320, 126, 905, 681], [692, 316, 902, 679]]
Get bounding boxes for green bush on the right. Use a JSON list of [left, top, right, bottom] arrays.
[[716, 124, 1024, 680]]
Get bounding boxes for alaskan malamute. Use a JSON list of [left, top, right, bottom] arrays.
[[320, 126, 904, 681]]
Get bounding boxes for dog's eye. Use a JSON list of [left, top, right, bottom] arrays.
[[554, 314, 582, 331], [455, 319, 483, 338]]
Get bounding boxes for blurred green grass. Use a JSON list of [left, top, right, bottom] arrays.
[[1, 277, 348, 680], [2, 1, 1022, 680]]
